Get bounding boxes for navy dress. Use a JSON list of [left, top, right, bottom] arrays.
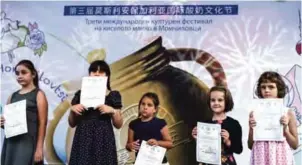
[[129, 117, 168, 163], [69, 90, 122, 165]]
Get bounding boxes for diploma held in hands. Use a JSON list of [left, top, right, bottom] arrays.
[[3, 100, 27, 138], [134, 140, 167, 165], [80, 76, 107, 108], [253, 99, 285, 141], [197, 122, 221, 165]]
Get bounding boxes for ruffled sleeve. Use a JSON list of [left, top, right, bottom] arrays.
[[106, 90, 122, 109], [71, 90, 81, 106]]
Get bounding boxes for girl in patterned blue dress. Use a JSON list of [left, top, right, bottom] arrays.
[[68, 60, 123, 165]]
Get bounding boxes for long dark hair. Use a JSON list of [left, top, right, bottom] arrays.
[[15, 60, 39, 88]]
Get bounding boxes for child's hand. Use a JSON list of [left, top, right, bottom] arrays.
[[129, 140, 140, 152], [34, 146, 43, 163], [71, 104, 85, 115], [249, 111, 256, 128], [280, 115, 289, 127], [221, 129, 231, 146], [192, 126, 197, 139], [147, 139, 158, 146], [96, 105, 114, 114], [0, 116, 5, 127]]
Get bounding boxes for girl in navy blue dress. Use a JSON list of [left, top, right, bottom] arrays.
[[68, 60, 123, 165], [126, 92, 173, 165]]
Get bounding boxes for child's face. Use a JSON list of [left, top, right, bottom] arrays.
[[15, 65, 35, 87], [210, 91, 225, 114], [260, 82, 278, 98], [89, 70, 106, 77], [139, 97, 156, 118]]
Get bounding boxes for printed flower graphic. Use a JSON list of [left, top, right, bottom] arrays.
[[1, 11, 48, 62], [24, 22, 47, 56]]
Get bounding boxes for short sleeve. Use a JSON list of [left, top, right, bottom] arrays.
[[129, 119, 136, 130], [106, 90, 122, 109], [71, 90, 81, 106], [158, 119, 167, 130]]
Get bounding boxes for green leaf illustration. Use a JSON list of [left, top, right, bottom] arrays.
[[42, 44, 47, 51], [17, 41, 25, 47]]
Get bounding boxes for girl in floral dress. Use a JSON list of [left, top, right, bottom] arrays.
[[248, 71, 299, 165]]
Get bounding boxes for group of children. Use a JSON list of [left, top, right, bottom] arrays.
[[0, 59, 299, 165]]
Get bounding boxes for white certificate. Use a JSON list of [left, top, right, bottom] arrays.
[[80, 76, 107, 108], [3, 100, 28, 138], [196, 122, 221, 165], [134, 140, 167, 165], [252, 99, 286, 141]]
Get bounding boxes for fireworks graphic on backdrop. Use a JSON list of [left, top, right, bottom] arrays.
[[200, 15, 299, 102], [67, 20, 107, 63]]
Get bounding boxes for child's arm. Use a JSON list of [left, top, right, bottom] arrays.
[[283, 110, 299, 149], [0, 95, 12, 129], [126, 128, 140, 151], [68, 91, 84, 128], [97, 91, 123, 129], [248, 128, 254, 150], [6, 95, 11, 105], [68, 104, 85, 128], [68, 107, 81, 128], [96, 104, 123, 129], [248, 111, 256, 150], [110, 91, 123, 129], [126, 128, 134, 151], [226, 120, 243, 154], [35, 90, 48, 162], [111, 108, 123, 129], [158, 126, 173, 149]]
